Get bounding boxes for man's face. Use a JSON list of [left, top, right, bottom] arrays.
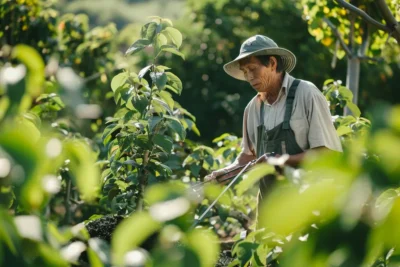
[[239, 56, 274, 93]]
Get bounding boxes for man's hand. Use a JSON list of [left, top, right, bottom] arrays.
[[255, 153, 269, 164], [204, 169, 228, 182]]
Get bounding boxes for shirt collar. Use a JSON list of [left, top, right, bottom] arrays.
[[257, 72, 292, 105]]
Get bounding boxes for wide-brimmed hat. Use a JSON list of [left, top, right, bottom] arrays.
[[223, 35, 296, 81]]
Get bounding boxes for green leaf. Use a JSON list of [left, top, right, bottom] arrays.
[[158, 91, 174, 109], [163, 27, 183, 48], [155, 65, 171, 71], [145, 183, 186, 205], [232, 241, 259, 266], [178, 107, 196, 121], [166, 72, 183, 95], [165, 115, 186, 140], [87, 247, 104, 267], [259, 178, 340, 236], [0, 121, 43, 209], [0, 97, 10, 120], [111, 72, 129, 92], [125, 39, 152, 55], [149, 116, 163, 131], [131, 95, 149, 115], [135, 134, 151, 149], [191, 123, 201, 136], [102, 123, 122, 144], [141, 22, 157, 41], [212, 133, 232, 143], [37, 243, 69, 267], [0, 210, 20, 254], [194, 145, 214, 155], [150, 72, 168, 90], [323, 79, 334, 86], [0, 186, 14, 208], [88, 238, 110, 267], [112, 212, 161, 266], [337, 115, 357, 126], [190, 164, 201, 177], [164, 85, 180, 95], [346, 101, 361, 117], [47, 223, 73, 245], [153, 97, 173, 114], [217, 205, 229, 221], [227, 259, 240, 267], [138, 65, 153, 79], [235, 164, 275, 196], [153, 134, 173, 152], [156, 33, 168, 51], [204, 184, 232, 206], [64, 140, 100, 202], [161, 18, 174, 27], [152, 160, 173, 176], [35, 93, 65, 111], [160, 45, 185, 60], [376, 188, 400, 216], [113, 85, 128, 106], [253, 244, 269, 266], [12, 45, 44, 96], [149, 16, 163, 23], [186, 229, 220, 267], [338, 86, 354, 101], [336, 125, 353, 136]]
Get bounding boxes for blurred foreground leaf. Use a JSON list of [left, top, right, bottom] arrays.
[[63, 140, 100, 202], [112, 212, 161, 266]]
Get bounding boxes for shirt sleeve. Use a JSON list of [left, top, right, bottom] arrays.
[[306, 90, 343, 152], [241, 104, 256, 156]]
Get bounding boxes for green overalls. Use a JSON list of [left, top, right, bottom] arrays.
[[256, 79, 303, 202]]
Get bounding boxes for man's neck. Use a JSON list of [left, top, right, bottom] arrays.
[[260, 73, 284, 103]]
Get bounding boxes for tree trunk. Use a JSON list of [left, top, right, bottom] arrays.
[[344, 56, 360, 115]]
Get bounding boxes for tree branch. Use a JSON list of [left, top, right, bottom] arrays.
[[358, 56, 384, 62], [375, 0, 400, 43], [359, 22, 371, 56], [335, 0, 391, 32], [349, 13, 356, 50], [323, 17, 352, 57]]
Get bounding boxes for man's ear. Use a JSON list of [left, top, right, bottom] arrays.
[[269, 56, 278, 71]]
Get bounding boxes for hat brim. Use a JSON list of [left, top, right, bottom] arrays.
[[223, 47, 296, 81]]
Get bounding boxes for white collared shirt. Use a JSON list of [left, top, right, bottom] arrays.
[[241, 72, 342, 156]]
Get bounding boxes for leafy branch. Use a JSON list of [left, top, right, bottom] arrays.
[[335, 0, 400, 43]]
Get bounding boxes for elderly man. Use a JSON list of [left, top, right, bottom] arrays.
[[205, 35, 342, 197]]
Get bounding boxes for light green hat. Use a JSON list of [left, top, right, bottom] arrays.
[[223, 35, 296, 81]]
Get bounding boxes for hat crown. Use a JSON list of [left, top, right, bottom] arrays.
[[240, 35, 278, 54]]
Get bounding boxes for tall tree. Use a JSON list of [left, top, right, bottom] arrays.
[[302, 0, 400, 113]]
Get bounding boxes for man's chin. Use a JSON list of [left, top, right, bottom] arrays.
[[253, 87, 266, 93]]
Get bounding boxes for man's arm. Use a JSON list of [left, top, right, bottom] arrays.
[[205, 102, 257, 181], [254, 147, 329, 168], [285, 146, 326, 167], [204, 152, 255, 181]]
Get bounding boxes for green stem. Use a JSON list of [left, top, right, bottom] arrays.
[[64, 178, 72, 224], [136, 150, 150, 211], [136, 60, 159, 210]]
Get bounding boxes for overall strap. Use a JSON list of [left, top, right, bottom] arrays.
[[282, 79, 300, 130], [259, 100, 265, 126]]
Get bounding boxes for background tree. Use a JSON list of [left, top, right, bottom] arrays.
[[302, 0, 400, 113]]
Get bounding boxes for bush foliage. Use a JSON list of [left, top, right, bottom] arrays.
[[1, 1, 400, 267]]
